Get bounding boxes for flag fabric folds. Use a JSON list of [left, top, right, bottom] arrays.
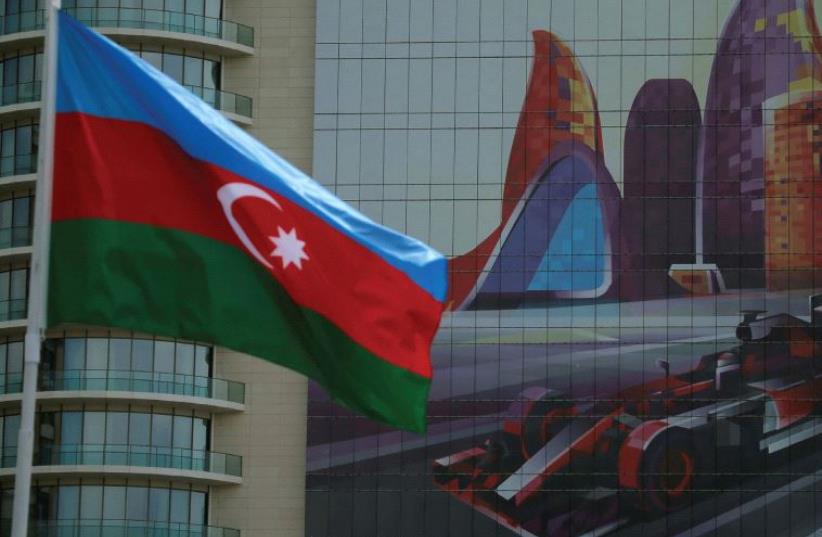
[[49, 12, 447, 432]]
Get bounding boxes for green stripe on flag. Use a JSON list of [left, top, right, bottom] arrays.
[[48, 219, 430, 432]]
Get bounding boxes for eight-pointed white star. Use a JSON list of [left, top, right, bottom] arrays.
[[269, 227, 309, 269]]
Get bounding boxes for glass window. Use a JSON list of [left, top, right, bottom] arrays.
[[162, 53, 183, 83], [141, 51, 163, 71], [173, 414, 192, 450], [130, 339, 152, 371], [106, 411, 128, 445], [7, 341, 21, 374], [0, 271, 9, 304], [204, 0, 219, 18], [3, 57, 18, 86], [86, 339, 108, 370], [183, 56, 203, 87], [128, 412, 150, 446], [126, 486, 148, 521], [9, 268, 25, 301], [1, 129, 13, 158], [80, 485, 102, 520], [154, 340, 174, 373], [169, 489, 189, 523], [192, 417, 207, 451], [83, 411, 105, 445], [148, 487, 169, 521], [203, 59, 218, 89], [63, 338, 85, 370], [190, 491, 206, 524], [33, 53, 41, 82], [57, 486, 79, 519], [152, 413, 172, 447], [17, 54, 32, 84], [14, 125, 29, 156], [103, 485, 126, 520], [33, 485, 54, 522], [194, 345, 210, 377], [187, 0, 204, 15], [166, 0, 183, 12], [2, 414, 19, 457], [0, 200, 11, 231], [12, 196, 30, 228], [175, 343, 194, 376], [109, 338, 131, 370], [59, 411, 82, 445]]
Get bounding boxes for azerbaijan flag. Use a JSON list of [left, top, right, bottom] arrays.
[[48, 12, 447, 433]]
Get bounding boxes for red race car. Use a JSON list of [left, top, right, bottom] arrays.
[[433, 294, 822, 534]]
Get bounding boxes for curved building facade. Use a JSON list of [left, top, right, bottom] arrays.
[[700, 0, 822, 288], [0, 1, 315, 535], [448, 30, 621, 310]]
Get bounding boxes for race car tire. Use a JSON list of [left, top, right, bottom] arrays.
[[639, 429, 699, 514]]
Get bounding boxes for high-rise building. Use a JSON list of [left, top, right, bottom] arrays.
[[621, 79, 700, 301], [0, 1, 313, 536], [700, 0, 822, 288]]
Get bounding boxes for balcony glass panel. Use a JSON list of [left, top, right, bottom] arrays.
[[45, 5, 253, 47]]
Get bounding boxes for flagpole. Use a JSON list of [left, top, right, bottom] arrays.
[[10, 0, 59, 535]]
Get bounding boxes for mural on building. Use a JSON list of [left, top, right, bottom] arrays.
[[308, 1, 822, 536]]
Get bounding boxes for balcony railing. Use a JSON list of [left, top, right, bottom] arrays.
[[0, 81, 41, 107], [0, 369, 246, 404], [0, 8, 254, 47], [0, 9, 43, 35], [0, 81, 250, 119], [1, 443, 243, 477], [185, 85, 252, 119], [0, 153, 36, 177], [0, 519, 241, 537], [0, 297, 26, 321], [0, 225, 32, 248]]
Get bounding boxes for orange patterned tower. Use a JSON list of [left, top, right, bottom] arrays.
[[447, 31, 619, 309], [764, 90, 822, 290]]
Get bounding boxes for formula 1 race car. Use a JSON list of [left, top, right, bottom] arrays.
[[433, 295, 822, 534]]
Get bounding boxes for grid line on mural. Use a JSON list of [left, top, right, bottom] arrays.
[[306, 1, 822, 536]]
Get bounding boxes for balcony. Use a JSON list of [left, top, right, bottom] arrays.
[[0, 8, 254, 54], [1, 519, 241, 537], [26, 443, 241, 476], [0, 297, 25, 322], [0, 153, 36, 178], [185, 85, 252, 123], [0, 81, 251, 122], [0, 444, 243, 484], [0, 369, 246, 411], [0, 225, 32, 248], [0, 81, 40, 120]]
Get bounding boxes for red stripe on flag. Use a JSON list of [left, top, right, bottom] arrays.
[[53, 112, 441, 379]]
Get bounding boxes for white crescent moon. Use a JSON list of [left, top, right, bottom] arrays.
[[217, 182, 282, 270]]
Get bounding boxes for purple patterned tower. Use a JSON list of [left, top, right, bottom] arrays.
[[621, 79, 701, 301], [700, 0, 822, 288]]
